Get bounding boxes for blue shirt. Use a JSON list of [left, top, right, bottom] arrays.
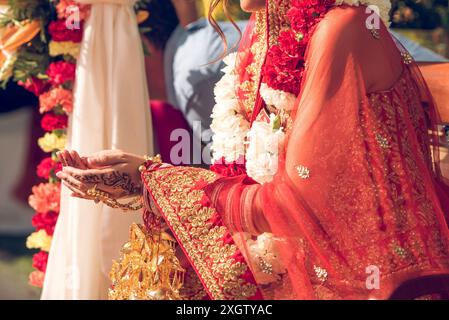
[[164, 18, 247, 138], [392, 31, 448, 63]]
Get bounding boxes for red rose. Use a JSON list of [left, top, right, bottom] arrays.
[[37, 157, 62, 180], [18, 77, 48, 96], [48, 19, 83, 43], [47, 61, 76, 85], [32, 251, 49, 272], [41, 113, 68, 131], [288, 7, 308, 32], [31, 211, 59, 235], [264, 43, 303, 95]]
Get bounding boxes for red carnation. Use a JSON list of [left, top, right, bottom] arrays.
[[37, 157, 62, 180], [18, 77, 48, 96], [32, 251, 49, 272], [41, 113, 68, 131], [31, 211, 59, 236], [47, 61, 76, 85], [48, 19, 83, 43]]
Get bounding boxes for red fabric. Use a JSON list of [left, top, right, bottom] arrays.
[[149, 100, 191, 164], [205, 4, 449, 300]]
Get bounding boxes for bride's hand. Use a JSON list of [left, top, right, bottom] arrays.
[[56, 150, 145, 200]]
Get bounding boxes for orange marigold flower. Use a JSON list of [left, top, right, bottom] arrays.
[[29, 270, 45, 288], [39, 87, 73, 114], [28, 183, 61, 213]]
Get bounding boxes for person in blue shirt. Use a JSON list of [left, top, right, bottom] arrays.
[[140, 0, 246, 164]]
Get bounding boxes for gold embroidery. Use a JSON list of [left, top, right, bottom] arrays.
[[238, 11, 267, 116], [313, 265, 328, 283], [108, 224, 185, 300], [394, 245, 408, 259], [296, 32, 305, 41], [316, 69, 449, 296], [296, 165, 310, 179], [370, 28, 380, 40], [401, 52, 413, 65], [258, 257, 274, 275], [143, 167, 258, 300], [375, 133, 390, 149]]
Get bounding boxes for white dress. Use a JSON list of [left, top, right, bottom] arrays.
[[42, 0, 153, 299]]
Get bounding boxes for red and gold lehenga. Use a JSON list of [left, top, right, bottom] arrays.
[[110, 0, 449, 300]]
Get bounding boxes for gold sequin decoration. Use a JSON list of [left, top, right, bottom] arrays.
[[296, 165, 311, 179], [375, 133, 390, 149], [370, 28, 380, 40], [401, 52, 413, 65], [313, 265, 328, 283], [258, 257, 274, 275]]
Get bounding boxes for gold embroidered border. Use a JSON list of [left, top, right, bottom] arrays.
[[238, 10, 267, 116], [143, 167, 258, 300]]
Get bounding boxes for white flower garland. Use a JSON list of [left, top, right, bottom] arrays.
[[259, 83, 297, 112], [210, 53, 250, 163], [211, 0, 392, 184], [245, 114, 286, 184]]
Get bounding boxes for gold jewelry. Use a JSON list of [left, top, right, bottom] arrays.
[[139, 154, 162, 172], [86, 184, 143, 211], [109, 224, 185, 300]]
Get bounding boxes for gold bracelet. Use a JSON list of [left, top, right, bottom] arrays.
[[139, 154, 162, 172], [86, 184, 143, 211]]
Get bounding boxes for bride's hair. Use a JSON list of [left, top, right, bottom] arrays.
[[208, 0, 241, 61]]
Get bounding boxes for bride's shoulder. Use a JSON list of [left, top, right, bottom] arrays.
[[312, 5, 371, 46], [321, 5, 368, 31]]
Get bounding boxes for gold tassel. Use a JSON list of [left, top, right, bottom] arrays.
[[108, 223, 185, 300]]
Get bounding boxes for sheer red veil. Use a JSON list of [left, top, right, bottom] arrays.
[[204, 0, 449, 299]]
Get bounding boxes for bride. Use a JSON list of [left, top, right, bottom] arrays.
[[57, 0, 449, 299]]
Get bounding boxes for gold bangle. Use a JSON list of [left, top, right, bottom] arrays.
[[86, 184, 143, 211], [138, 154, 162, 172]]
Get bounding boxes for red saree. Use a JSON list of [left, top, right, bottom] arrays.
[[140, 2, 449, 300]]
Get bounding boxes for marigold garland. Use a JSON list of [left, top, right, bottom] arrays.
[[0, 0, 152, 289], [1, 0, 90, 288]]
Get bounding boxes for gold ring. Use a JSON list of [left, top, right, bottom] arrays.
[[87, 184, 98, 197]]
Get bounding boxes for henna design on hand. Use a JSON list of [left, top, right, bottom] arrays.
[[75, 171, 142, 196]]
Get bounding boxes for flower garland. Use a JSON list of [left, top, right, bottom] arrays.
[[0, 0, 90, 288], [1, 0, 151, 289], [211, 0, 391, 184]]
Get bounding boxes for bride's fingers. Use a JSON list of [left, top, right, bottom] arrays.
[[61, 179, 88, 198], [86, 150, 125, 168], [57, 151, 68, 167], [57, 171, 92, 193], [63, 150, 76, 167], [70, 150, 88, 169], [64, 150, 75, 167], [62, 166, 106, 182], [61, 166, 130, 197]]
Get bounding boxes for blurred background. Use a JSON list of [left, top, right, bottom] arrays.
[[392, 0, 449, 57], [0, 0, 448, 300]]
